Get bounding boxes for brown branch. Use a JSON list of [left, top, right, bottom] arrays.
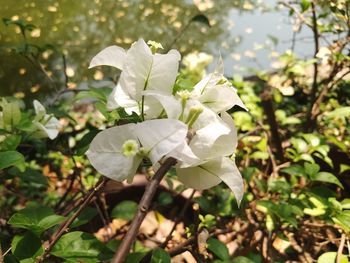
[[35, 178, 107, 263], [305, 1, 320, 132], [279, 1, 312, 28], [0, 244, 3, 263], [112, 157, 177, 263], [260, 84, 284, 163], [310, 69, 350, 121]]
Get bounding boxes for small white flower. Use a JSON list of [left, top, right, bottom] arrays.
[[32, 100, 61, 140], [192, 58, 248, 113]]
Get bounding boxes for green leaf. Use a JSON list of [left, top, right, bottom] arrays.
[[51, 231, 113, 262], [310, 172, 343, 189], [70, 207, 98, 228], [0, 151, 25, 170], [302, 134, 320, 147], [0, 135, 21, 151], [151, 248, 171, 263], [2, 100, 21, 128], [207, 238, 229, 260], [326, 107, 350, 119], [9, 167, 48, 190], [317, 252, 348, 263], [11, 231, 44, 261], [157, 192, 173, 206], [291, 138, 307, 153], [8, 206, 66, 235], [300, 0, 311, 12], [333, 211, 350, 232], [341, 199, 350, 210], [125, 252, 148, 263], [233, 112, 254, 131], [304, 163, 320, 177], [75, 129, 99, 156], [268, 178, 291, 195], [75, 87, 112, 103], [281, 165, 304, 176], [232, 256, 256, 263], [111, 201, 138, 221], [250, 151, 269, 160]]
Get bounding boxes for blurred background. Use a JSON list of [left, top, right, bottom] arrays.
[[0, 0, 314, 99]]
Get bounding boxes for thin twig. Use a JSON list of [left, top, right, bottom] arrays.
[[2, 247, 11, 258], [161, 189, 196, 248], [140, 189, 196, 263], [112, 157, 177, 263], [35, 178, 107, 263], [259, 84, 284, 163], [336, 233, 346, 263], [311, 69, 350, 120], [305, 1, 320, 131], [167, 227, 235, 257]]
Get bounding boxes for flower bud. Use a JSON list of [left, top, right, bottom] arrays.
[[147, 40, 163, 54], [122, 139, 139, 157]]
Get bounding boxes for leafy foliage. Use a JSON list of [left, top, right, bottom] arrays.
[[0, 1, 350, 262]]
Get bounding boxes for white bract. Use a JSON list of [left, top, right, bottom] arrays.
[[86, 119, 188, 183], [89, 38, 181, 119], [87, 39, 247, 205], [176, 112, 244, 204], [33, 100, 61, 140]]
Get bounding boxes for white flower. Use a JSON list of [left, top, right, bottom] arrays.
[[140, 92, 244, 203], [175, 112, 244, 204], [88, 44, 246, 204], [142, 92, 236, 167], [86, 119, 188, 183], [192, 58, 247, 113], [89, 39, 181, 118], [32, 100, 61, 140]]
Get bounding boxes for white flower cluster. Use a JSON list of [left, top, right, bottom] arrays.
[[32, 100, 61, 140], [87, 39, 247, 204]]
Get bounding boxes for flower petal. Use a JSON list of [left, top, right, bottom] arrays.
[[143, 90, 182, 119], [44, 117, 60, 140], [192, 56, 247, 112], [143, 96, 163, 119], [89, 46, 126, 69], [119, 39, 153, 100], [217, 157, 244, 206], [147, 49, 181, 94], [120, 39, 181, 101], [134, 119, 188, 164], [33, 100, 46, 120], [176, 160, 222, 190], [107, 84, 139, 113], [199, 84, 246, 112], [86, 124, 141, 181], [189, 112, 237, 161], [218, 111, 238, 150], [167, 141, 200, 167], [189, 121, 230, 160], [177, 157, 244, 205]]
